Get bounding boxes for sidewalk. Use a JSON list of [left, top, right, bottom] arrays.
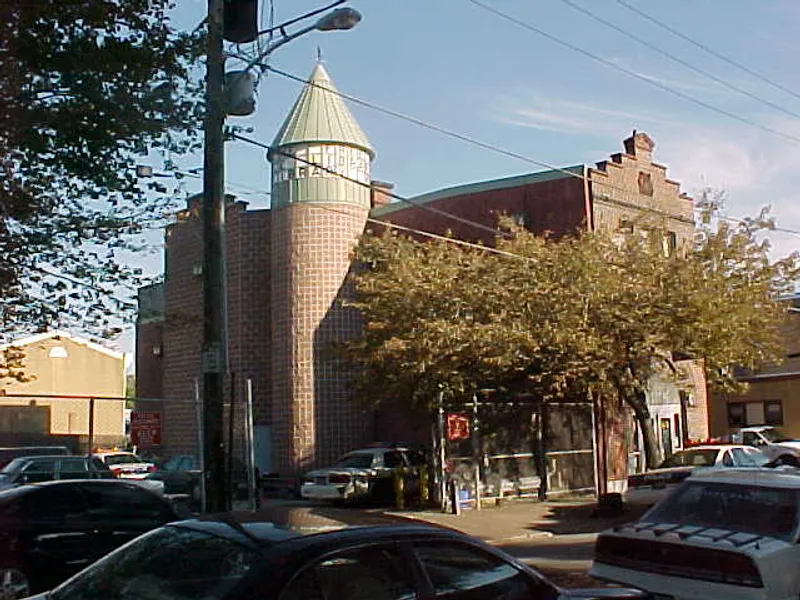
[[386, 496, 645, 543]]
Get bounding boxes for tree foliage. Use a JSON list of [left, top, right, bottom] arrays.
[[0, 0, 204, 341], [340, 194, 799, 467]]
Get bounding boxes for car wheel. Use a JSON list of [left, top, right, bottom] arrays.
[[0, 567, 31, 600]]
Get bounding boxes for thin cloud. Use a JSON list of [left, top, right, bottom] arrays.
[[494, 94, 686, 135], [603, 55, 736, 97]]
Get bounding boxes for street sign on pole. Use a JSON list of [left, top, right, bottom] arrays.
[[131, 411, 162, 448]]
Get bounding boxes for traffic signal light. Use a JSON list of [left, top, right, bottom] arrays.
[[223, 0, 258, 44]]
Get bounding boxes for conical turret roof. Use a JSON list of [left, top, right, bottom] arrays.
[[271, 62, 374, 158]]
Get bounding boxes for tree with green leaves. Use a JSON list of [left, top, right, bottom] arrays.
[[0, 0, 203, 344], [340, 196, 798, 468]]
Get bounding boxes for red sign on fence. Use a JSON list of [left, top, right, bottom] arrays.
[[446, 413, 471, 441], [130, 411, 162, 448]]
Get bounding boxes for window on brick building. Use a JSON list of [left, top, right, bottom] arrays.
[[765, 401, 784, 425], [638, 171, 653, 196], [618, 218, 634, 233], [663, 231, 677, 256], [727, 400, 783, 427]]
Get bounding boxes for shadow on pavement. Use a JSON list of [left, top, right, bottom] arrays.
[[526, 501, 649, 535], [225, 499, 412, 532]]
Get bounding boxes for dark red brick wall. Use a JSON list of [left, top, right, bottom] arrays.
[[135, 322, 163, 399], [226, 203, 271, 428], [162, 200, 205, 456], [159, 199, 273, 459], [376, 175, 589, 243]]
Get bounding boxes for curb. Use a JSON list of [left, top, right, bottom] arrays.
[[381, 510, 555, 544]]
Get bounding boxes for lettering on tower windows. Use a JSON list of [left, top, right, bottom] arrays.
[[274, 145, 369, 184]]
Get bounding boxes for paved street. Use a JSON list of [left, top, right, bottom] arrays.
[[249, 496, 648, 588]]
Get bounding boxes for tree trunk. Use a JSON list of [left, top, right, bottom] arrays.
[[637, 411, 661, 470], [625, 392, 661, 470]]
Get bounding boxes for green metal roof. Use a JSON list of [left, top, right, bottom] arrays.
[[372, 165, 585, 216], [271, 62, 374, 157]]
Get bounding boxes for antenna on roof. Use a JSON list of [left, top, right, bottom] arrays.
[[316, 46, 324, 63]]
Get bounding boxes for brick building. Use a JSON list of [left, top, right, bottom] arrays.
[[137, 61, 707, 486]]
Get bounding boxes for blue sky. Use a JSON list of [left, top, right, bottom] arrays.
[[115, 0, 800, 355]]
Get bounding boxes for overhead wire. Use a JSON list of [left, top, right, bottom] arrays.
[[233, 134, 800, 267], [556, 0, 800, 123], [232, 133, 512, 239], [263, 66, 800, 239], [613, 0, 800, 104], [466, 0, 800, 146]]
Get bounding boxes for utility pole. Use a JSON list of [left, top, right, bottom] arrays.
[[201, 0, 228, 513]]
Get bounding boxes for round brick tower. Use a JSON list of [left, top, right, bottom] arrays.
[[268, 61, 374, 475]]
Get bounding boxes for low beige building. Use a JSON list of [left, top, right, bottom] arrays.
[[0, 330, 126, 450], [709, 295, 800, 439]]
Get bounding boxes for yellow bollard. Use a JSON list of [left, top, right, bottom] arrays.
[[419, 466, 429, 508], [393, 468, 405, 510]]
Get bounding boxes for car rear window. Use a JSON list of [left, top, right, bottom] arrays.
[[103, 454, 142, 465], [646, 481, 800, 540], [659, 449, 719, 468], [333, 454, 374, 469]]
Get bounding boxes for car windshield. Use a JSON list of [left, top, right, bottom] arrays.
[[103, 454, 142, 465], [646, 481, 800, 541], [333, 454, 375, 469], [761, 428, 791, 443], [659, 449, 719, 468], [0, 458, 30, 474], [51, 526, 260, 600]]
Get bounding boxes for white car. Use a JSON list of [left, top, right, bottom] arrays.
[[733, 426, 800, 462], [592, 469, 800, 600], [301, 446, 425, 502], [94, 451, 156, 480], [624, 444, 768, 506]]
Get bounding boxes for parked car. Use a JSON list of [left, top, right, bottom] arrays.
[[0, 479, 178, 598], [35, 519, 649, 600], [144, 454, 250, 509], [94, 451, 156, 479], [0, 455, 114, 491], [592, 468, 800, 600], [0, 446, 71, 469], [301, 445, 427, 503], [732, 425, 800, 461], [623, 444, 768, 506]]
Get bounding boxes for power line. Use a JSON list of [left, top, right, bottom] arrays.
[[264, 65, 800, 238], [718, 214, 800, 238], [232, 133, 800, 264], [322, 201, 531, 261], [613, 0, 800, 104], [265, 65, 582, 176], [557, 0, 800, 123], [27, 265, 139, 307], [232, 133, 512, 239], [466, 0, 800, 146]]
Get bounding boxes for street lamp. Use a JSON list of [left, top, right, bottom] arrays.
[[316, 7, 361, 31], [200, 1, 362, 513], [223, 7, 363, 117]]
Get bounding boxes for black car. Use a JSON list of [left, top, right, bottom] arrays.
[[145, 454, 251, 509], [37, 519, 650, 600], [0, 446, 71, 470], [0, 455, 114, 491], [0, 479, 178, 599]]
